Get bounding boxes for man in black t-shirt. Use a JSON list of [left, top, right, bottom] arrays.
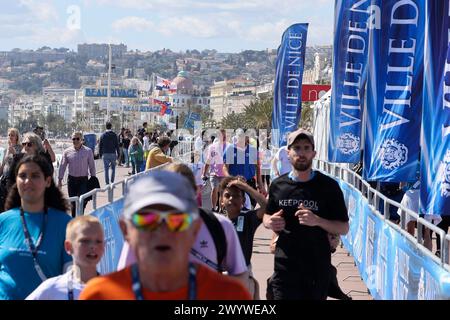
[[263, 128, 349, 300]]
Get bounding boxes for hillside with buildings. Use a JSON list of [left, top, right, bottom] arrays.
[[0, 44, 332, 134]]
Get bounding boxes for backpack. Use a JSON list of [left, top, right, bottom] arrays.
[[198, 208, 227, 272]]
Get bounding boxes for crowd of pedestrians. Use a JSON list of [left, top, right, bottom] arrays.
[[0, 122, 357, 301]]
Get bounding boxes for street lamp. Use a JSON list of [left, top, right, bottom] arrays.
[[107, 43, 112, 121]]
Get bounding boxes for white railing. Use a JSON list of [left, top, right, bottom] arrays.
[[314, 159, 450, 270]]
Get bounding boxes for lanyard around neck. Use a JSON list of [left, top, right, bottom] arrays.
[[68, 270, 75, 301], [20, 207, 48, 281], [130, 263, 197, 300], [20, 207, 47, 257], [68, 269, 100, 300]]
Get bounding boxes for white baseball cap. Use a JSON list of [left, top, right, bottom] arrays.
[[123, 170, 198, 219]]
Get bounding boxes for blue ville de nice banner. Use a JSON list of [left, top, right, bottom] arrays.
[[363, 0, 424, 182], [328, 0, 370, 163], [420, 0, 450, 217], [271, 23, 308, 147]]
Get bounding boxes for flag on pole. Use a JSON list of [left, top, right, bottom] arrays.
[[271, 23, 308, 147], [420, 0, 450, 216], [152, 98, 172, 115], [363, 0, 425, 182], [155, 76, 177, 93], [328, 0, 370, 163]]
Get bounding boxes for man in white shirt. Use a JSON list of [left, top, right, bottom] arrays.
[[142, 132, 150, 160], [271, 145, 291, 179]]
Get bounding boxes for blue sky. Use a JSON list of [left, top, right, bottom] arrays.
[[0, 0, 334, 52]]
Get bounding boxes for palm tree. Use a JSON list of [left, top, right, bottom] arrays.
[[220, 111, 246, 130], [300, 102, 314, 129], [0, 119, 9, 135], [219, 96, 313, 132], [243, 97, 273, 129]]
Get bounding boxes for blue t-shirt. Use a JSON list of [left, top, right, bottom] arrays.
[[223, 144, 258, 181], [0, 207, 72, 300]]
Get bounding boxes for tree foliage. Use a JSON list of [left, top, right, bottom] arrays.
[[220, 111, 247, 130], [300, 102, 314, 130], [218, 97, 315, 132], [46, 113, 70, 137], [0, 119, 9, 135], [18, 116, 38, 133], [219, 97, 273, 130], [242, 98, 273, 129]]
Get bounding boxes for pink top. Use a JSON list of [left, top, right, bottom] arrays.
[[117, 213, 248, 276], [58, 145, 96, 180], [205, 142, 227, 177]]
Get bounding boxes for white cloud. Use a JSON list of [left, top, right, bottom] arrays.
[[0, 2, 80, 49], [1, 0, 333, 51], [245, 20, 291, 43], [306, 22, 333, 46], [226, 20, 242, 35], [87, 0, 155, 10], [11, 26, 84, 49], [112, 16, 154, 32], [19, 0, 59, 22], [160, 16, 218, 38], [88, 0, 329, 14], [112, 15, 218, 38]]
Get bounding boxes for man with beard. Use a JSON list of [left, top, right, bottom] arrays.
[[263, 128, 349, 300]]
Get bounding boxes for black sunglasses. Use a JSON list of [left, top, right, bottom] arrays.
[[72, 137, 81, 141], [22, 142, 33, 147]]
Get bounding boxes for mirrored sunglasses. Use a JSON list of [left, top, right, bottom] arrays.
[[131, 210, 197, 232]]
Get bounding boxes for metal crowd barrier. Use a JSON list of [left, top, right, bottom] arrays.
[[75, 162, 171, 216], [314, 159, 450, 270], [171, 140, 194, 163]]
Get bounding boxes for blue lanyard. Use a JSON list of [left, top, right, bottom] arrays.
[[190, 248, 221, 272], [20, 207, 48, 281], [20, 207, 47, 258], [130, 263, 197, 300]]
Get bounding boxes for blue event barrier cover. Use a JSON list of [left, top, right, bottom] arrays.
[[91, 198, 125, 275], [339, 180, 450, 299]]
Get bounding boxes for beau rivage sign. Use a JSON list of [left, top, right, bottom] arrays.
[[84, 88, 138, 98]]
